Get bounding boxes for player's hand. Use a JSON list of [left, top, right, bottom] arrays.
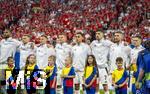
[[126, 65, 131, 70], [47, 44, 53, 48], [113, 84, 118, 88], [124, 41, 129, 46], [131, 58, 136, 64], [82, 76, 85, 81], [30, 42, 35, 49]]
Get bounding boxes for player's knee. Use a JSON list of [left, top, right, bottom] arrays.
[[57, 85, 62, 89], [75, 84, 80, 90], [103, 84, 108, 91]]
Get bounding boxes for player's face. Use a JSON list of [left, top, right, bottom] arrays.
[[132, 37, 141, 47], [48, 57, 55, 66], [28, 55, 36, 64], [22, 36, 30, 44], [3, 30, 11, 38], [59, 35, 66, 43], [85, 38, 91, 45], [75, 34, 83, 43], [96, 32, 103, 40], [40, 36, 47, 44], [114, 33, 122, 43], [88, 56, 94, 65]]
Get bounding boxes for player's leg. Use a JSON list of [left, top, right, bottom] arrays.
[[74, 72, 80, 94], [0, 63, 7, 94], [56, 68, 63, 94], [74, 71, 82, 94], [99, 68, 110, 94]]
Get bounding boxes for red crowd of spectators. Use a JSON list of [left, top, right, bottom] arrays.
[[0, 0, 149, 43]]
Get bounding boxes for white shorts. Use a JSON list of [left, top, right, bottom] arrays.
[[98, 68, 113, 89], [74, 71, 84, 84], [98, 68, 109, 84]]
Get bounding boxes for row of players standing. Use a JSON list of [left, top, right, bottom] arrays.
[[0, 29, 147, 94]]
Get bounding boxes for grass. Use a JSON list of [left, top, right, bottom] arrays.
[[80, 90, 132, 94], [80, 90, 115, 94]]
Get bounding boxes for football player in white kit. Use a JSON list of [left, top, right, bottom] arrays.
[[90, 31, 113, 94], [0, 29, 21, 94], [109, 31, 131, 72], [35, 35, 55, 69], [35, 35, 55, 93], [71, 32, 91, 94], [15, 34, 36, 93], [55, 33, 72, 93], [109, 31, 131, 92], [19, 34, 35, 69], [129, 35, 144, 94], [130, 35, 144, 67]]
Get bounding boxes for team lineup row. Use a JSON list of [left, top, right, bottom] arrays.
[[0, 29, 150, 94]]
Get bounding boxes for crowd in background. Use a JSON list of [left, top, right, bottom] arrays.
[[0, 0, 149, 43], [0, 0, 150, 94]]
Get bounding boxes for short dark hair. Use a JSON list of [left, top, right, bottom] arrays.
[[96, 30, 104, 34], [116, 57, 123, 62], [76, 32, 84, 37], [59, 32, 66, 36], [114, 31, 124, 35], [131, 35, 142, 40], [22, 34, 31, 39], [41, 35, 48, 39], [4, 28, 11, 32], [3, 29, 11, 34], [96, 29, 103, 33]]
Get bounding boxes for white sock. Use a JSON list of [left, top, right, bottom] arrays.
[[75, 90, 80, 94], [83, 90, 86, 94], [104, 91, 110, 94], [57, 88, 62, 94]]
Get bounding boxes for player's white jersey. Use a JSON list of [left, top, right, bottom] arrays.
[[71, 43, 91, 71], [19, 42, 35, 68], [0, 37, 21, 63], [55, 43, 72, 69], [36, 44, 55, 69], [130, 45, 144, 63], [109, 42, 130, 72], [90, 39, 113, 68]]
